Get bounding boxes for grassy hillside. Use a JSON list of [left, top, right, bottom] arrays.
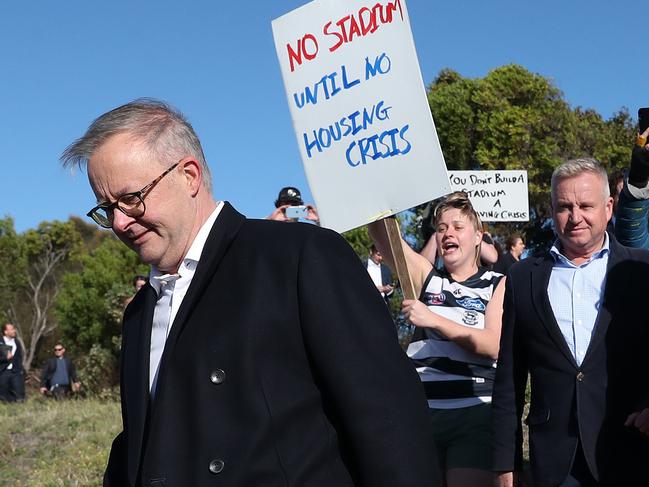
[[0, 394, 532, 486], [0, 397, 120, 487]]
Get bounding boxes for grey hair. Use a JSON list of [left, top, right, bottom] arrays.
[[61, 98, 212, 193], [551, 157, 610, 200]]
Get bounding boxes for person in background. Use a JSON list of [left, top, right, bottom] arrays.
[[614, 126, 649, 247], [266, 186, 320, 224], [39, 343, 81, 399], [370, 192, 506, 487], [607, 170, 624, 233], [133, 275, 148, 292], [492, 158, 649, 487], [0, 323, 25, 402], [493, 234, 525, 275], [365, 244, 394, 305], [124, 275, 149, 308]]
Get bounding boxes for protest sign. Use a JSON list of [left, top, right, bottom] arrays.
[[448, 170, 529, 221], [272, 0, 450, 233]]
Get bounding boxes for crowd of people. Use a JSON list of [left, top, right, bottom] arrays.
[[2, 98, 648, 486]]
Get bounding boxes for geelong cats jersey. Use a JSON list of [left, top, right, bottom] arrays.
[[407, 268, 503, 409]]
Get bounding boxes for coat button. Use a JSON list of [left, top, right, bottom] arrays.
[[208, 459, 225, 474], [576, 372, 584, 381], [210, 369, 226, 384]]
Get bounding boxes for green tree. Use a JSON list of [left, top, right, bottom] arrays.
[[426, 64, 635, 252], [56, 236, 147, 352], [0, 219, 82, 371], [342, 226, 372, 259], [0, 217, 26, 322]]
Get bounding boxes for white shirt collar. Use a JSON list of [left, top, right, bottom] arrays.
[[550, 232, 610, 266], [150, 202, 224, 294]]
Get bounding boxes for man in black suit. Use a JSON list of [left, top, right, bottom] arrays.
[[0, 323, 25, 402], [61, 99, 439, 487], [365, 244, 394, 304], [492, 158, 649, 487]]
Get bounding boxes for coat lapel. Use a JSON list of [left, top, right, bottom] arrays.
[[150, 202, 246, 409], [530, 254, 578, 367], [582, 234, 624, 363], [124, 284, 157, 486]]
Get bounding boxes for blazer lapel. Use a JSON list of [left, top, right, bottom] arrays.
[[150, 202, 246, 408], [582, 234, 624, 363], [124, 284, 157, 486], [530, 254, 578, 367]]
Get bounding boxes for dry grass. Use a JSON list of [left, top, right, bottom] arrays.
[[0, 396, 120, 487], [0, 387, 533, 486]]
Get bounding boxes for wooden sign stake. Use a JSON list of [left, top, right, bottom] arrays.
[[382, 217, 416, 301]]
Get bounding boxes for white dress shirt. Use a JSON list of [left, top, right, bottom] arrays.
[[3, 337, 16, 370], [367, 259, 384, 295], [148, 202, 224, 394], [547, 234, 609, 366]]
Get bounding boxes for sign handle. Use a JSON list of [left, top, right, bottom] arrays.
[[382, 217, 416, 301]]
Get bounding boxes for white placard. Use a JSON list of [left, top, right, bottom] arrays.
[[448, 170, 529, 221], [272, 0, 450, 233]]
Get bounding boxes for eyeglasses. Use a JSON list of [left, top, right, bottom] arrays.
[[54, 348, 64, 352], [87, 161, 180, 228]]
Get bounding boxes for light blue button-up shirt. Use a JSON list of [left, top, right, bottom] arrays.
[[547, 234, 609, 366]]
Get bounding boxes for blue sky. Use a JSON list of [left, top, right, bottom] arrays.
[[1, 0, 646, 232]]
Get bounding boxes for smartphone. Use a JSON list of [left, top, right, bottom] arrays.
[[640, 108, 649, 134], [285, 205, 308, 219]]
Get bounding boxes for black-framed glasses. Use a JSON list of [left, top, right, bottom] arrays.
[[87, 161, 180, 228], [54, 347, 64, 351]]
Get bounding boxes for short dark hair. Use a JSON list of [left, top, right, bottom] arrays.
[[608, 170, 624, 196], [2, 323, 14, 334], [133, 275, 148, 286], [505, 233, 523, 252], [274, 186, 303, 207]]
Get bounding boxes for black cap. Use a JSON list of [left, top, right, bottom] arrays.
[[275, 186, 303, 207]]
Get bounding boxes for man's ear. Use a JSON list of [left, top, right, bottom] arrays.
[[180, 158, 202, 196], [605, 196, 613, 220]]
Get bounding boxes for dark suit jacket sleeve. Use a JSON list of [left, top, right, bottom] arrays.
[[41, 358, 53, 388], [380, 262, 392, 286], [297, 229, 440, 486], [68, 358, 78, 383], [104, 431, 128, 487], [0, 341, 10, 367], [492, 269, 528, 472]]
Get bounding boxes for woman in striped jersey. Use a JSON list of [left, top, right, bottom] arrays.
[[370, 192, 506, 487]]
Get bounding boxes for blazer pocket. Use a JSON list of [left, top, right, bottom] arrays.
[[524, 408, 550, 426]]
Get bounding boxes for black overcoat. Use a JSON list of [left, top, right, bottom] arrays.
[[105, 203, 439, 487]]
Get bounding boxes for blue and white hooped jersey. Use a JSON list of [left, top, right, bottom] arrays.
[[407, 268, 503, 409]]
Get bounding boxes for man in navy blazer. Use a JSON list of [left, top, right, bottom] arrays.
[[492, 158, 649, 487], [62, 99, 439, 487]]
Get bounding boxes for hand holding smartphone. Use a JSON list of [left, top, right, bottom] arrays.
[[285, 205, 308, 219], [639, 108, 649, 135]]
